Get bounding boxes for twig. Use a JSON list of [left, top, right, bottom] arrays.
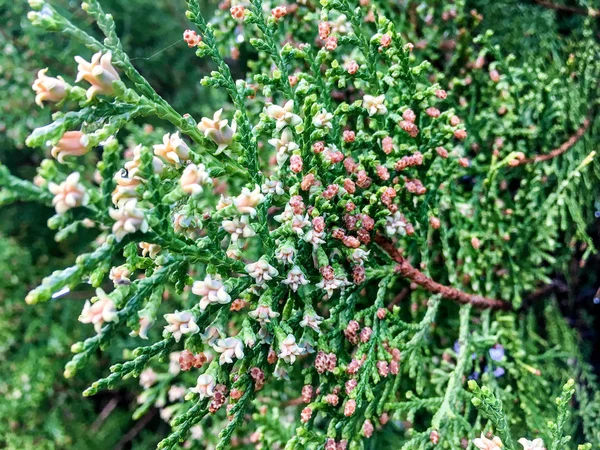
[[91, 397, 120, 431], [114, 409, 157, 450], [375, 235, 511, 310], [533, 0, 598, 17], [513, 118, 591, 166]]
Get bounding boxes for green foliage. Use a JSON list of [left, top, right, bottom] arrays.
[[1, 0, 600, 449]]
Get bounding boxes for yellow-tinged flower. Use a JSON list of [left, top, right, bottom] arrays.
[[197, 109, 236, 153], [75, 51, 120, 99], [48, 172, 89, 214], [153, 132, 191, 165], [51, 131, 90, 163], [473, 434, 503, 450], [32, 68, 67, 107]]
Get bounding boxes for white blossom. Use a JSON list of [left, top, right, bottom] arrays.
[[278, 334, 305, 363], [245, 259, 279, 285], [234, 185, 265, 217], [281, 266, 310, 292], [79, 288, 118, 333], [180, 163, 211, 196], [139, 368, 157, 389], [312, 109, 334, 129], [192, 274, 232, 311], [163, 310, 200, 342], [473, 434, 503, 450], [153, 132, 191, 164], [303, 228, 326, 248], [109, 199, 149, 242], [316, 275, 351, 298], [217, 195, 233, 210], [197, 109, 236, 153], [261, 178, 285, 195], [518, 438, 545, 450], [75, 51, 120, 99], [213, 337, 244, 364], [362, 94, 387, 116], [48, 172, 89, 214], [350, 248, 370, 264], [300, 311, 324, 333], [190, 374, 216, 398], [32, 68, 67, 107], [268, 128, 299, 166], [266, 100, 302, 131], [385, 211, 408, 236], [222, 215, 256, 242], [275, 246, 295, 264], [124, 144, 164, 179], [109, 265, 130, 286], [248, 305, 280, 324], [168, 385, 187, 402]]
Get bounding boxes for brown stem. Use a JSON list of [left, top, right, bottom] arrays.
[[513, 118, 591, 166], [533, 0, 598, 17], [375, 235, 511, 310]]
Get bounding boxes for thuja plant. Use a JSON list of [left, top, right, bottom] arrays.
[[2, 0, 600, 448]]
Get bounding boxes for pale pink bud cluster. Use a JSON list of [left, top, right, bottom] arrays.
[[405, 178, 426, 195], [344, 399, 356, 416], [271, 6, 287, 19], [395, 151, 423, 171], [315, 351, 337, 373], [230, 5, 245, 19], [183, 29, 202, 47]]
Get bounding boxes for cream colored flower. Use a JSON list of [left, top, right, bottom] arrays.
[[192, 274, 232, 311], [312, 109, 334, 129], [124, 144, 165, 179], [362, 94, 387, 116], [268, 128, 299, 166], [109, 265, 131, 286], [518, 438, 545, 450], [139, 242, 161, 258], [278, 334, 304, 363], [32, 68, 67, 107], [266, 100, 302, 131], [222, 215, 256, 242], [234, 185, 264, 217], [48, 172, 89, 214], [51, 131, 90, 163], [79, 288, 118, 333], [163, 310, 200, 342], [473, 434, 503, 450], [261, 178, 284, 195], [245, 258, 279, 285], [190, 374, 216, 398], [213, 337, 244, 364], [300, 311, 323, 333], [109, 200, 149, 242], [139, 368, 157, 389], [248, 304, 279, 324], [281, 266, 310, 292], [275, 246, 295, 264], [197, 109, 236, 153], [112, 170, 142, 206], [180, 163, 211, 196], [75, 51, 120, 99], [217, 195, 233, 211], [153, 132, 191, 164], [168, 385, 187, 402]]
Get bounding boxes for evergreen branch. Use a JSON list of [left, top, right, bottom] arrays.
[[533, 0, 598, 17], [375, 235, 511, 310], [513, 117, 591, 166]]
